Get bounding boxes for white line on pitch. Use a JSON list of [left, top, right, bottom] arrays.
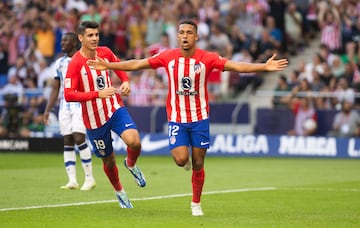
[[280, 187, 360, 192], [0, 187, 276, 212]]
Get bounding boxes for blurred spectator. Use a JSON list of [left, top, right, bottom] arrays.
[[338, 0, 359, 47], [318, 1, 342, 53], [328, 100, 360, 137], [294, 0, 312, 45], [340, 41, 358, 65], [0, 93, 22, 138], [319, 44, 338, 66], [198, 0, 218, 25], [256, 29, 277, 63], [128, 71, 152, 106], [196, 19, 210, 50], [291, 78, 312, 99], [330, 55, 346, 78], [162, 10, 178, 49], [235, 2, 258, 40], [288, 96, 318, 136], [272, 74, 291, 109], [332, 76, 355, 109], [264, 15, 283, 53], [320, 63, 334, 87], [288, 69, 301, 89], [177, 0, 198, 21], [229, 25, 251, 55], [285, 2, 304, 55], [301, 53, 326, 83], [80, 3, 101, 23], [311, 69, 326, 92], [99, 18, 116, 50], [146, 32, 171, 84], [66, 0, 88, 13], [0, 41, 9, 87], [114, 14, 128, 59], [127, 10, 146, 59], [208, 23, 233, 59], [53, 14, 70, 58], [20, 96, 46, 137], [35, 17, 55, 65], [7, 55, 27, 85], [229, 49, 260, 95], [15, 23, 34, 60], [268, 0, 287, 54], [145, 6, 164, 46]]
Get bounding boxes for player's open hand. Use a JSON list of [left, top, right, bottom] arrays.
[[265, 53, 288, 71], [87, 56, 108, 71]]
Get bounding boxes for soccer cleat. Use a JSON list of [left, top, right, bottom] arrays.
[[191, 202, 204, 216], [124, 158, 146, 187], [116, 191, 133, 208], [184, 158, 191, 171], [60, 182, 79, 190], [80, 178, 96, 191]]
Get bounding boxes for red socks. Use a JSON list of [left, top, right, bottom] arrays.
[[192, 168, 205, 203], [126, 146, 141, 167], [103, 163, 122, 191]]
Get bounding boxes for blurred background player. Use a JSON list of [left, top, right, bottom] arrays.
[[64, 21, 146, 208], [43, 32, 96, 191]]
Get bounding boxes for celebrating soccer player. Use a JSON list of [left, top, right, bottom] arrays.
[[64, 21, 146, 208], [87, 19, 288, 216]]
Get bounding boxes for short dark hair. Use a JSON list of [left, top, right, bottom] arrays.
[[64, 32, 77, 41], [179, 19, 198, 33], [77, 21, 99, 35]]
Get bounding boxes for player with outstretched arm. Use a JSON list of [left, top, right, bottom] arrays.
[[87, 19, 288, 216]]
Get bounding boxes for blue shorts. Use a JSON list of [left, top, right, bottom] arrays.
[[167, 119, 210, 151], [86, 107, 137, 158]]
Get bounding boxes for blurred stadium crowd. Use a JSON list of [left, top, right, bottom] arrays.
[[0, 0, 360, 138]]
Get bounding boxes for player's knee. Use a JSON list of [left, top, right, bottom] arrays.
[[126, 137, 141, 149], [173, 156, 188, 167], [192, 161, 204, 170]]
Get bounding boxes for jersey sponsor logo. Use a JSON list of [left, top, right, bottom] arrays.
[[175, 91, 198, 96], [141, 135, 169, 152], [181, 77, 192, 90]]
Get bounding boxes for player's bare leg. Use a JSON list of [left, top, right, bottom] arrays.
[[171, 146, 205, 216]]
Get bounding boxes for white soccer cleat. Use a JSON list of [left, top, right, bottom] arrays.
[[116, 190, 133, 208], [80, 178, 96, 191], [124, 159, 146, 187], [60, 182, 79, 190], [191, 202, 204, 216], [184, 158, 191, 171]]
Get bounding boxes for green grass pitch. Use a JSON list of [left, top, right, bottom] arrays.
[[0, 153, 359, 227]]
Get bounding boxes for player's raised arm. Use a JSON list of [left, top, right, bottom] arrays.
[[87, 56, 151, 71], [224, 53, 288, 73]]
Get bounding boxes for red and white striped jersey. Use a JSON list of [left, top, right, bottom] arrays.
[[320, 22, 341, 51], [148, 48, 227, 123], [64, 46, 129, 129]]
